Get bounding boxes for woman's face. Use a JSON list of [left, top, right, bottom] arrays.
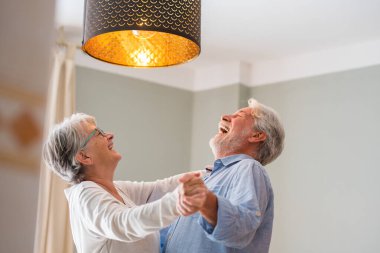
[[81, 122, 122, 173]]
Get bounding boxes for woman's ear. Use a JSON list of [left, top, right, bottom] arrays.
[[75, 151, 92, 166], [248, 132, 267, 143]]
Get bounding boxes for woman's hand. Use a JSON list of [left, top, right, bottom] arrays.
[[176, 172, 208, 216]]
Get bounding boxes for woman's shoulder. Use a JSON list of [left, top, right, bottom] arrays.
[[65, 181, 104, 200], [69, 181, 101, 191]]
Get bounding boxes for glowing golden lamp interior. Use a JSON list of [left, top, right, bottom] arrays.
[[133, 49, 152, 66], [132, 30, 156, 40], [83, 30, 200, 67]]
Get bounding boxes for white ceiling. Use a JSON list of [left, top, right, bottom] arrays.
[[56, 0, 380, 91]]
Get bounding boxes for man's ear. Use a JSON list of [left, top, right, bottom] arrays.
[[248, 132, 267, 143], [75, 151, 92, 166]]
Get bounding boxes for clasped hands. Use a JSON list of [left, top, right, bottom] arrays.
[[176, 172, 208, 216]]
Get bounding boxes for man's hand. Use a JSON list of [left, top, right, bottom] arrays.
[[176, 172, 208, 216]]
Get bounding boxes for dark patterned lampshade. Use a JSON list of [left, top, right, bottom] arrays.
[[82, 0, 201, 67]]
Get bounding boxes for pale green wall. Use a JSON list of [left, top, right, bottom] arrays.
[[250, 65, 380, 253], [190, 84, 250, 170], [76, 66, 193, 181]]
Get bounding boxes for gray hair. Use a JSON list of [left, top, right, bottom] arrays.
[[43, 113, 96, 184], [248, 98, 285, 165]]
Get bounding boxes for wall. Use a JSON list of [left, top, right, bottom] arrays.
[[190, 84, 247, 170], [0, 0, 55, 252], [76, 66, 193, 181], [76, 64, 380, 253], [250, 65, 380, 253]]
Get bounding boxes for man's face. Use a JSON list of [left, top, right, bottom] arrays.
[[81, 123, 122, 168], [209, 107, 255, 156]]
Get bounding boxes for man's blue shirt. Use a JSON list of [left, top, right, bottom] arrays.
[[163, 154, 274, 253]]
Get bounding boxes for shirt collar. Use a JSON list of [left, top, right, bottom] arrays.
[[212, 154, 254, 174]]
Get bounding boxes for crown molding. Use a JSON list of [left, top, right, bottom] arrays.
[[75, 51, 196, 91], [245, 39, 380, 86], [75, 38, 380, 91]]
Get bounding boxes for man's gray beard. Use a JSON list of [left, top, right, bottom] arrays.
[[209, 136, 244, 157], [209, 137, 218, 157]]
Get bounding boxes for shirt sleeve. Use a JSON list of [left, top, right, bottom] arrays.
[[197, 161, 271, 249], [78, 185, 180, 242], [117, 170, 206, 204]]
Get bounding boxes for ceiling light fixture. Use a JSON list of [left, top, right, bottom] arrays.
[[82, 0, 201, 68]]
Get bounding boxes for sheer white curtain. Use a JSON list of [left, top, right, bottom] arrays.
[[34, 43, 77, 253]]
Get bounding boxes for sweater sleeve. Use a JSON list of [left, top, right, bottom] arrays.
[[77, 184, 180, 242], [117, 170, 205, 204]]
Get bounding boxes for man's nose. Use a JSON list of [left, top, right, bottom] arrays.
[[221, 114, 231, 122]]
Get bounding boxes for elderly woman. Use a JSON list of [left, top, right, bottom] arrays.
[[43, 113, 207, 253]]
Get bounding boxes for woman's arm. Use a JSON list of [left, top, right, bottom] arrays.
[[116, 170, 206, 204]]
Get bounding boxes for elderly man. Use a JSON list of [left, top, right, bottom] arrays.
[[163, 98, 285, 253], [43, 113, 207, 253]]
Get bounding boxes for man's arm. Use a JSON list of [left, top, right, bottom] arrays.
[[197, 162, 271, 249], [199, 191, 218, 226], [177, 172, 218, 224]]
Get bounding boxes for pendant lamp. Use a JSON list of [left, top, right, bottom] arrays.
[[82, 0, 201, 67]]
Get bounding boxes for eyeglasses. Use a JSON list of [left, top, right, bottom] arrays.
[[81, 127, 107, 149]]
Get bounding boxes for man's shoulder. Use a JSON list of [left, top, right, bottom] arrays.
[[235, 157, 263, 169], [232, 158, 268, 179]]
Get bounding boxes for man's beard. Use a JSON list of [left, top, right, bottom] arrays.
[[209, 132, 247, 157], [209, 137, 219, 156]]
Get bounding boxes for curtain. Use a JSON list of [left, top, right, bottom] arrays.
[[34, 43, 77, 253]]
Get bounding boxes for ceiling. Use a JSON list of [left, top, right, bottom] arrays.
[[56, 0, 380, 91]]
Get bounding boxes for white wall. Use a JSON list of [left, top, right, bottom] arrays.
[[0, 168, 40, 252], [0, 0, 55, 252]]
